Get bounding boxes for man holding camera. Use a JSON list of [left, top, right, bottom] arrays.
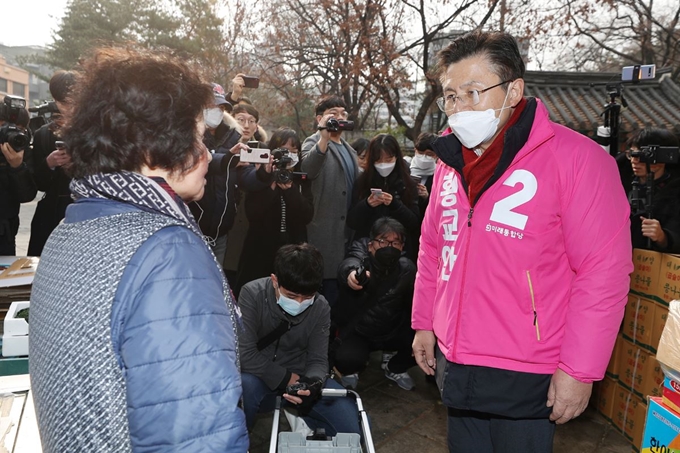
[[412, 31, 631, 452], [189, 83, 269, 266], [301, 95, 359, 306], [0, 97, 36, 255], [27, 70, 76, 256], [333, 217, 417, 391], [238, 243, 361, 436]]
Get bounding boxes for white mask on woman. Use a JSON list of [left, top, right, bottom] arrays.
[[204, 108, 223, 129], [374, 162, 396, 177]]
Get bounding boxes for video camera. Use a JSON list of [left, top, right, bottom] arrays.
[[326, 118, 354, 133], [0, 95, 30, 152], [271, 148, 307, 184], [27, 101, 61, 134], [630, 145, 680, 165]]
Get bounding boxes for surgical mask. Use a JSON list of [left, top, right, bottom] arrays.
[[204, 108, 223, 129], [277, 292, 314, 316], [447, 85, 512, 149], [374, 162, 396, 177], [374, 246, 401, 267], [411, 154, 436, 172], [288, 153, 299, 168]]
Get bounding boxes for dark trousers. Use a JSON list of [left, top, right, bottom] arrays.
[[447, 408, 555, 453], [334, 327, 416, 375]]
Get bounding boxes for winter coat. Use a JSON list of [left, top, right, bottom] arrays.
[[413, 98, 632, 383], [238, 277, 331, 391], [629, 172, 680, 253], [27, 124, 72, 256], [335, 238, 416, 341], [0, 149, 36, 254], [235, 167, 314, 294], [190, 114, 268, 239], [56, 197, 249, 451], [346, 168, 420, 260], [301, 132, 359, 279]]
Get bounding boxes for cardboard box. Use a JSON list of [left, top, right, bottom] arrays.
[[658, 254, 680, 306], [612, 384, 647, 447], [596, 377, 617, 420], [623, 295, 655, 348], [630, 249, 663, 301], [652, 303, 669, 353], [641, 397, 680, 452], [620, 337, 652, 396], [643, 356, 666, 398], [607, 334, 623, 379]]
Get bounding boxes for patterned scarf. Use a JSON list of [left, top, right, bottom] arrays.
[[70, 171, 202, 237]]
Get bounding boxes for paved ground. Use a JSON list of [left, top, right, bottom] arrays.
[[15, 197, 633, 453]]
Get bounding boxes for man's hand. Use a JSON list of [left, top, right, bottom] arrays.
[[546, 368, 592, 424], [640, 217, 667, 246], [347, 269, 370, 290], [413, 330, 436, 376], [316, 113, 335, 152], [1, 142, 24, 168], [46, 149, 71, 169], [230, 142, 248, 155], [231, 74, 245, 102]]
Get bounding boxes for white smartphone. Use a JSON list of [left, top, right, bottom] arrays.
[[370, 188, 383, 197], [622, 64, 655, 82], [240, 142, 271, 164]]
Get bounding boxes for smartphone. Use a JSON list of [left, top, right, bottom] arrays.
[[621, 64, 655, 82], [370, 188, 383, 197], [240, 142, 270, 164], [241, 75, 260, 89], [55, 141, 66, 150], [410, 175, 422, 185]]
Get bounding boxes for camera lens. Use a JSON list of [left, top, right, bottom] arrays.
[[9, 131, 29, 151]]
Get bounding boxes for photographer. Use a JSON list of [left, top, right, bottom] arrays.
[[333, 217, 417, 390], [27, 70, 75, 256], [346, 134, 420, 261], [234, 128, 314, 297], [238, 243, 361, 436], [301, 95, 359, 306], [0, 100, 36, 255], [189, 83, 269, 265], [627, 127, 680, 252]]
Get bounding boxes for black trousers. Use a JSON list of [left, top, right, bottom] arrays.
[[447, 408, 555, 453], [333, 326, 415, 375]]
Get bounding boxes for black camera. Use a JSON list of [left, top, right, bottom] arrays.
[[0, 95, 29, 152], [286, 382, 308, 396], [326, 118, 354, 132], [271, 148, 307, 184], [630, 145, 680, 165]]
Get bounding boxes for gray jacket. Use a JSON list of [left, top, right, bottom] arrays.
[[301, 132, 358, 279], [238, 277, 331, 390]]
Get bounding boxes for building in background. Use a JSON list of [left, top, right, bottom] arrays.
[[0, 45, 52, 105], [0, 54, 29, 102]]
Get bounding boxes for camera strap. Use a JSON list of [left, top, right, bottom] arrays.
[[257, 319, 292, 351]]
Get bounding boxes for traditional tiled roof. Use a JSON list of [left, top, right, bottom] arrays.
[[524, 69, 680, 136]]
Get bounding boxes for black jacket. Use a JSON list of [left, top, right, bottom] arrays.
[[334, 238, 416, 341], [235, 168, 314, 295], [27, 124, 72, 256], [190, 122, 269, 239], [0, 149, 37, 254], [346, 169, 420, 260], [629, 172, 680, 253]]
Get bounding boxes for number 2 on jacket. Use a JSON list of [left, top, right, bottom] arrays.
[[489, 169, 538, 230]]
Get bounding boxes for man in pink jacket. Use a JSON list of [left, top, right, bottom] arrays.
[[412, 31, 632, 452]]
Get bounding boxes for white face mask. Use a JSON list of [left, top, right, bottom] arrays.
[[411, 154, 436, 172], [204, 108, 223, 129], [288, 153, 299, 168], [374, 162, 396, 177], [447, 84, 512, 149]]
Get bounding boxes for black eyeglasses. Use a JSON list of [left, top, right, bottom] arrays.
[[436, 79, 514, 112], [371, 238, 404, 248]]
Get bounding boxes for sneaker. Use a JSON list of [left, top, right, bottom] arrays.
[[381, 351, 396, 370], [384, 367, 415, 391], [340, 373, 359, 389]]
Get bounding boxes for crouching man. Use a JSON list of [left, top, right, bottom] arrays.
[[238, 243, 361, 436]]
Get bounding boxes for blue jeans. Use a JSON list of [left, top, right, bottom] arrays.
[[241, 373, 361, 437]]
